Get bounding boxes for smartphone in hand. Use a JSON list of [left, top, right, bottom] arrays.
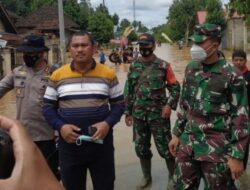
[[88, 126, 97, 136], [0, 129, 15, 179]]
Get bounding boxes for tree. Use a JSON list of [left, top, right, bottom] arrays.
[[1, 0, 31, 16], [229, 0, 250, 25], [112, 13, 119, 26], [63, 0, 80, 24], [78, 0, 93, 29], [87, 11, 114, 45], [205, 0, 227, 30], [120, 18, 131, 35], [167, 0, 199, 44], [31, 0, 57, 12]]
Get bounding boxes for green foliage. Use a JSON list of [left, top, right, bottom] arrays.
[[112, 13, 119, 25], [152, 24, 172, 43], [167, 0, 199, 43], [229, 0, 250, 26], [127, 30, 137, 42], [120, 18, 131, 32], [87, 11, 114, 45], [31, 0, 56, 12], [1, 0, 31, 16], [205, 0, 227, 30], [78, 0, 93, 29]]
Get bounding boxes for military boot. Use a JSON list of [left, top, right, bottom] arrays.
[[166, 158, 175, 190], [136, 158, 152, 189]]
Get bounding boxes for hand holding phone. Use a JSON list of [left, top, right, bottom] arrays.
[[88, 126, 97, 136]]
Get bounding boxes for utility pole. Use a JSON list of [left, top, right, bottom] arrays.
[[58, 0, 66, 64], [103, 0, 105, 6], [133, 0, 136, 27]]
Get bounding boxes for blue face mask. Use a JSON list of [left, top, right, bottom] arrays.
[[23, 54, 40, 67]]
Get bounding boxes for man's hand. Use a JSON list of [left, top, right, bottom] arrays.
[[0, 115, 64, 190], [60, 124, 81, 144], [91, 121, 110, 141], [227, 158, 244, 180], [168, 135, 180, 157], [161, 105, 171, 119], [125, 115, 133, 126]]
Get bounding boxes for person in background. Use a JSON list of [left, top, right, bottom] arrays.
[[99, 49, 106, 64], [169, 23, 249, 190], [124, 33, 180, 190], [43, 31, 125, 190], [232, 49, 250, 171], [0, 34, 59, 179]]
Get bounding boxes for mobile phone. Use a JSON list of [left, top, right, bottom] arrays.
[[0, 129, 15, 179], [88, 126, 97, 136]]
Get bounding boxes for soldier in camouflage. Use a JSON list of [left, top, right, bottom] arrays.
[[169, 23, 250, 190], [124, 33, 180, 190]]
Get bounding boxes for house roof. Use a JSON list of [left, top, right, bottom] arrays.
[[16, 6, 79, 30], [0, 3, 18, 33], [197, 11, 207, 25]]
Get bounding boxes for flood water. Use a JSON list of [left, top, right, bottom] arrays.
[[0, 44, 249, 189]]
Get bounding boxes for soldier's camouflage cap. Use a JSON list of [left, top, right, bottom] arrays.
[[137, 33, 155, 45], [189, 23, 222, 43]]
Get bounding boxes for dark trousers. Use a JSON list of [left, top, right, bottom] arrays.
[[59, 140, 115, 190], [35, 140, 60, 180]]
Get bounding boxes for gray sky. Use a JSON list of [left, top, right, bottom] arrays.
[[90, 0, 229, 29]]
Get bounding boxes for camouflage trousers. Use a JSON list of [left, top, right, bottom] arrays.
[[133, 117, 172, 159], [175, 152, 233, 190]]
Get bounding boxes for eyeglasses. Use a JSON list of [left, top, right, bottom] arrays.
[[195, 25, 221, 37]]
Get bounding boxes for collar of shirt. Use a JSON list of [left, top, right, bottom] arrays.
[[70, 58, 97, 73], [241, 66, 249, 75]]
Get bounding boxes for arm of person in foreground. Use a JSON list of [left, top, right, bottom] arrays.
[[0, 115, 64, 190], [228, 72, 250, 180], [92, 76, 125, 140], [162, 64, 180, 118]]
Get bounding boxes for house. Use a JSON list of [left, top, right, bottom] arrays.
[[0, 3, 22, 78], [15, 6, 80, 64]]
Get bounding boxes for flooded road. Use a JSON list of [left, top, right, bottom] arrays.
[[0, 44, 249, 189]]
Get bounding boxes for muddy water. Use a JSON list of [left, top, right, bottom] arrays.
[[0, 45, 249, 189]]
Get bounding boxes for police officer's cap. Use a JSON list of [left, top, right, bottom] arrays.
[[17, 34, 49, 53]]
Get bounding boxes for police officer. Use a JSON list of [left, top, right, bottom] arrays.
[[0, 34, 59, 179], [124, 33, 180, 190], [169, 23, 250, 190]]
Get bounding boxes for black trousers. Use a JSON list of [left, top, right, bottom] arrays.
[[59, 140, 115, 190], [35, 140, 60, 180]]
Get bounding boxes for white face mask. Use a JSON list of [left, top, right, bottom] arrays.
[[190, 44, 207, 62]]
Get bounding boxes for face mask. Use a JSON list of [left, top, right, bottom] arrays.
[[23, 54, 40, 67], [139, 47, 153, 57], [190, 44, 207, 62], [190, 43, 215, 62]]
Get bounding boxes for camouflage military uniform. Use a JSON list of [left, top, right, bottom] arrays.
[[173, 57, 249, 190], [124, 55, 180, 160]]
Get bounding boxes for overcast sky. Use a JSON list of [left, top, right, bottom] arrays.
[[90, 0, 229, 29]]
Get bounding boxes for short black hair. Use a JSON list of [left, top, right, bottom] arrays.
[[68, 31, 96, 48], [232, 49, 246, 59]]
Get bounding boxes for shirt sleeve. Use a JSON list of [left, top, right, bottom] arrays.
[[43, 77, 65, 131], [105, 76, 125, 127], [229, 73, 250, 160], [0, 71, 14, 98], [165, 64, 180, 110]]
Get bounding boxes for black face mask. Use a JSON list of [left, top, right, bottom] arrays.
[[139, 47, 153, 57], [23, 54, 40, 67]]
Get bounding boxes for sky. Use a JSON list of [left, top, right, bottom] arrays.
[[90, 0, 229, 29]]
